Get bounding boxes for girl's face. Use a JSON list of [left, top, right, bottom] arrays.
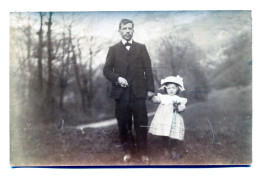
[[166, 83, 179, 96]]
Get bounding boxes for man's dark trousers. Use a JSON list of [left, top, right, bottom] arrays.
[[115, 87, 148, 155], [103, 41, 155, 155]]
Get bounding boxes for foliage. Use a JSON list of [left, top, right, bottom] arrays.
[[208, 31, 252, 89], [154, 36, 210, 103]]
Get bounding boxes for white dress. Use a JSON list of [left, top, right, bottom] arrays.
[[149, 93, 187, 140]]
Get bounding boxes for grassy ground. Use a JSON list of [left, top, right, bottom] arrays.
[[10, 86, 252, 166]]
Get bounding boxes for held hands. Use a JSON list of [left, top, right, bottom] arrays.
[[117, 77, 129, 88], [147, 91, 154, 98], [151, 95, 161, 103], [146, 91, 155, 101]]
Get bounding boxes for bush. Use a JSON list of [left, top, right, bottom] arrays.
[[209, 31, 252, 89]]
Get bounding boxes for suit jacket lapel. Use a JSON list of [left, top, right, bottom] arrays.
[[128, 40, 136, 54], [118, 41, 129, 54]]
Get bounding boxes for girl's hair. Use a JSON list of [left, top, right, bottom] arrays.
[[163, 83, 181, 95]]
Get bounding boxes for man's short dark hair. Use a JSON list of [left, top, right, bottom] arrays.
[[119, 19, 134, 29]]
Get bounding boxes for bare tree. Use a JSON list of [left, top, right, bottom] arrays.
[[24, 18, 32, 74], [63, 25, 88, 113], [58, 32, 70, 110], [156, 35, 209, 102], [46, 12, 53, 97], [75, 37, 89, 112], [86, 36, 101, 109], [19, 14, 38, 103], [42, 12, 55, 121], [36, 12, 45, 94]]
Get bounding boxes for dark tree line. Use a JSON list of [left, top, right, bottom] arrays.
[[10, 12, 105, 125]]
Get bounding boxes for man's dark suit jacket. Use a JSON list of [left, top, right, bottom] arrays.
[[103, 41, 155, 99]]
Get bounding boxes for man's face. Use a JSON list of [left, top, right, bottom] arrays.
[[118, 22, 134, 41]]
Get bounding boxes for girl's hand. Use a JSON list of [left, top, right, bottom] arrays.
[[177, 105, 186, 112], [173, 101, 180, 105], [151, 96, 161, 104], [172, 96, 180, 104]]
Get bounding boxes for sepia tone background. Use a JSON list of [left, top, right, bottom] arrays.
[[10, 11, 252, 166]]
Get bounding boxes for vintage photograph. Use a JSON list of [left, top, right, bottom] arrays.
[[10, 11, 252, 166]]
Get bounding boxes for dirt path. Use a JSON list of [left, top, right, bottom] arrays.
[[74, 112, 156, 132]]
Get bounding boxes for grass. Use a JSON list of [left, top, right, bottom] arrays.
[[10, 85, 252, 166]]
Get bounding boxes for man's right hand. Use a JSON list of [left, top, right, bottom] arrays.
[[118, 77, 129, 87]]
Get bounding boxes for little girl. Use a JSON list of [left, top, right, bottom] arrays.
[[149, 75, 188, 159]]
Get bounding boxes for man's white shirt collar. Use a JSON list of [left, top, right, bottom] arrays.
[[121, 39, 133, 45]]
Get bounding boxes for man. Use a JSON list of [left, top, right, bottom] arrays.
[[103, 19, 155, 162]]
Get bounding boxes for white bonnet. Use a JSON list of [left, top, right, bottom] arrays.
[[160, 75, 185, 91]]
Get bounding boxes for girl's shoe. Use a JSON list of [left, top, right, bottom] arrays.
[[123, 153, 132, 162], [141, 155, 149, 163], [171, 151, 181, 160]]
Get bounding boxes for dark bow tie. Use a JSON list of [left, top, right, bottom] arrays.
[[125, 42, 132, 46]]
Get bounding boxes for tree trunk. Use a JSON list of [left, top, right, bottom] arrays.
[[47, 12, 53, 97], [37, 12, 44, 94], [88, 48, 93, 109], [45, 12, 54, 121], [24, 18, 34, 104], [72, 51, 87, 113], [69, 27, 89, 114], [59, 32, 69, 110], [26, 23, 32, 73]]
